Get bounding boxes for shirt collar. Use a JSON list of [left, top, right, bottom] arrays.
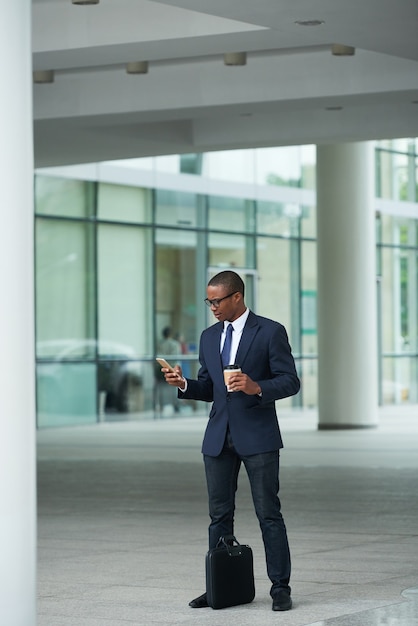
[[224, 308, 249, 334]]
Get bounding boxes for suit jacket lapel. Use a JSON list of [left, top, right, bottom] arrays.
[[235, 311, 259, 367], [205, 322, 224, 379]]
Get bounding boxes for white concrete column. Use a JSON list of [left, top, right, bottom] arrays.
[[0, 2, 37, 625], [316, 142, 378, 429]]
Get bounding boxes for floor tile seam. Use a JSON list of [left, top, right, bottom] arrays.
[[304, 594, 416, 626], [289, 535, 418, 546], [292, 565, 418, 579], [294, 546, 418, 559], [289, 544, 418, 558], [296, 588, 410, 608], [36, 577, 148, 587]]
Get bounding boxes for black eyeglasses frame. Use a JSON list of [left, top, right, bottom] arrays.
[[204, 291, 237, 308]]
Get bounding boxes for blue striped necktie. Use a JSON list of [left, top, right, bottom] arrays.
[[221, 323, 233, 366]]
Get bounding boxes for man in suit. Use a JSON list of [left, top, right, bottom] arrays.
[[161, 270, 300, 612]]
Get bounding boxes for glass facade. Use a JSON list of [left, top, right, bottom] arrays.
[[34, 140, 418, 427], [375, 139, 418, 405]]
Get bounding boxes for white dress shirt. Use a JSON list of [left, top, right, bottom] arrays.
[[179, 308, 250, 392], [221, 308, 249, 365]]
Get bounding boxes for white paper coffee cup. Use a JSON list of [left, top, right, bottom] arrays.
[[223, 365, 241, 391]]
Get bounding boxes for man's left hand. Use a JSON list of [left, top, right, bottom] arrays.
[[227, 372, 261, 395]]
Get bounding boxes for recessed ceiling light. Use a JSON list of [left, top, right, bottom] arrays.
[[331, 44, 355, 56], [325, 106, 343, 111], [224, 52, 247, 66], [294, 19, 325, 26], [126, 61, 149, 74], [33, 70, 54, 84]]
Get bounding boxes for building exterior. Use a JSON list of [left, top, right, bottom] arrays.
[[34, 139, 418, 428], [2, 3, 416, 623]]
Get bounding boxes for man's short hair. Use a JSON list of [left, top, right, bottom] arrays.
[[208, 270, 245, 297]]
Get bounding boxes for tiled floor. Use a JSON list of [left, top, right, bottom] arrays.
[[37, 406, 418, 625]]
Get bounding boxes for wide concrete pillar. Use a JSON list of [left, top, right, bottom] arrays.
[[316, 142, 378, 429], [0, 2, 37, 624]]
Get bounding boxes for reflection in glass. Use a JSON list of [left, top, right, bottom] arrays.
[[301, 241, 317, 357], [35, 175, 94, 218], [98, 358, 143, 417], [37, 362, 96, 427], [35, 219, 95, 351], [256, 236, 292, 330], [298, 358, 317, 408], [98, 224, 152, 356], [202, 150, 255, 183], [256, 147, 302, 187], [382, 357, 412, 404], [301, 204, 316, 238], [208, 232, 250, 269], [98, 183, 151, 223], [257, 201, 302, 236], [208, 196, 255, 233], [155, 190, 197, 227], [376, 148, 410, 201], [155, 228, 198, 356]]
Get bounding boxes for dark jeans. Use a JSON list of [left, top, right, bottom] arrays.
[[204, 431, 291, 597]]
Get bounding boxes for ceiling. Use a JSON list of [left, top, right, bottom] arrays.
[[32, 0, 418, 168]]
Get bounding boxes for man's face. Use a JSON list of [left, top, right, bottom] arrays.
[[206, 284, 244, 322]]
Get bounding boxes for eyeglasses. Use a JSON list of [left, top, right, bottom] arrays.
[[204, 291, 237, 308]]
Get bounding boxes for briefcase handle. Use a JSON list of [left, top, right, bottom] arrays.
[[216, 535, 246, 557]]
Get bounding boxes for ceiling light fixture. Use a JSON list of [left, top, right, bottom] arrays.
[[224, 52, 247, 66], [33, 70, 54, 84], [331, 44, 355, 56], [72, 0, 99, 5], [126, 61, 149, 74], [294, 19, 325, 26]]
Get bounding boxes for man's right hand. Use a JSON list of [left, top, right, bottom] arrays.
[[163, 365, 185, 388]]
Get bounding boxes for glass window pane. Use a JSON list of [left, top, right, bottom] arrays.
[[155, 228, 198, 355], [380, 213, 396, 245], [35, 219, 95, 352], [208, 232, 249, 270], [37, 362, 96, 427], [154, 155, 181, 174], [103, 157, 154, 171], [382, 357, 412, 404], [256, 237, 292, 330], [257, 201, 301, 236], [301, 240, 317, 356], [97, 358, 144, 417], [97, 183, 152, 223], [208, 196, 254, 233], [376, 150, 409, 201], [381, 246, 397, 353], [98, 224, 152, 356], [201, 150, 256, 184], [155, 190, 197, 227], [301, 204, 316, 238], [300, 145, 316, 190], [35, 175, 94, 218], [180, 153, 203, 175], [299, 357, 317, 408], [255, 146, 303, 188]]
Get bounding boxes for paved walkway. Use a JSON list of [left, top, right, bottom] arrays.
[[37, 406, 418, 625]]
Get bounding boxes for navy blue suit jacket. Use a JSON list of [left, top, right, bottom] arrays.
[[180, 311, 300, 457]]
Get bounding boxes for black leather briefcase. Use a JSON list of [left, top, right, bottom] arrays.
[[205, 535, 255, 610]]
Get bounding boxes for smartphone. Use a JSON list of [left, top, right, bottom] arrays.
[[156, 357, 177, 373]]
